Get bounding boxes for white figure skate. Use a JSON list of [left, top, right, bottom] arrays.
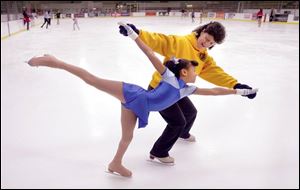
[[104, 167, 132, 178], [179, 134, 196, 142], [147, 154, 175, 166]]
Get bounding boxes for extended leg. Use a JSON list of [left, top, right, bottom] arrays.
[[28, 55, 125, 103]]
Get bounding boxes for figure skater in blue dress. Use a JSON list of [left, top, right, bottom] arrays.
[[27, 22, 258, 177]]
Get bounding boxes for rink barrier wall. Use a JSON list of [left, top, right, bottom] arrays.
[[1, 17, 43, 40], [131, 11, 298, 24], [1, 12, 298, 40]]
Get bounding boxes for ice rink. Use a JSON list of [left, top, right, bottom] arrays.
[[1, 17, 299, 188]]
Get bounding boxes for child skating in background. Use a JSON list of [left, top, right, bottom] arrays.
[[73, 15, 80, 31], [191, 10, 195, 23], [257, 8, 263, 27], [40, 10, 50, 29], [56, 11, 61, 25], [27, 22, 258, 178]]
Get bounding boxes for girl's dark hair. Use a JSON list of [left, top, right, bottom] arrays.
[[192, 21, 226, 49], [165, 59, 198, 78]]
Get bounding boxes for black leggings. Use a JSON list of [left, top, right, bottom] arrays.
[[41, 18, 50, 28], [148, 85, 197, 157]]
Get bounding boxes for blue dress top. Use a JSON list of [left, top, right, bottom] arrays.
[[122, 68, 197, 128]]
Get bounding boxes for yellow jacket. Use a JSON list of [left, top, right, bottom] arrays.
[[139, 30, 238, 88]]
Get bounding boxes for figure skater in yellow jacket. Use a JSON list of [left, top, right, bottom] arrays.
[[119, 21, 257, 164]]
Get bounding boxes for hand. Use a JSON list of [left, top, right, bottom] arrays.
[[27, 54, 60, 68], [236, 88, 258, 96], [234, 83, 257, 99], [118, 22, 139, 37], [118, 22, 139, 40]]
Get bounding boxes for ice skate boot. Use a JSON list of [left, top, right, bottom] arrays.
[[179, 134, 196, 142], [148, 154, 175, 166]]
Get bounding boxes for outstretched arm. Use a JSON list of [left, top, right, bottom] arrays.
[[118, 22, 166, 75], [193, 87, 258, 96], [119, 23, 177, 57]]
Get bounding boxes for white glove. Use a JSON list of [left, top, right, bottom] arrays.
[[118, 22, 138, 40], [236, 88, 258, 96]]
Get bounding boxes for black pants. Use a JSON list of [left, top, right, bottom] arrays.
[[148, 85, 197, 157], [41, 18, 50, 28], [24, 21, 29, 30]]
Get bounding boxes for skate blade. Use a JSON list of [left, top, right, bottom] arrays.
[[147, 158, 175, 166], [105, 169, 123, 177], [105, 168, 132, 178], [178, 138, 196, 143]]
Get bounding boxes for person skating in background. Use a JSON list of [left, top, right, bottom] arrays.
[[41, 10, 50, 29], [191, 10, 195, 23], [22, 8, 30, 30], [269, 8, 275, 22], [48, 10, 52, 25], [257, 9, 263, 27], [73, 14, 80, 31], [56, 11, 61, 25]]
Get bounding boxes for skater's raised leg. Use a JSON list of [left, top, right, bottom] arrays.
[[28, 54, 125, 103]]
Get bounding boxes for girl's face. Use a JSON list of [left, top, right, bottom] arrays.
[[182, 65, 197, 83], [188, 66, 197, 83], [197, 32, 216, 50]]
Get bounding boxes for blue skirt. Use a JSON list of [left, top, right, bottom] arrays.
[[122, 82, 150, 128]]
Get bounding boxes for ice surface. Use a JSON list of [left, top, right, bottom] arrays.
[[1, 17, 299, 188]]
